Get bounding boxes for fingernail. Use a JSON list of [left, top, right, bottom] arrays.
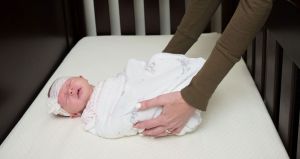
[[135, 103, 141, 109], [138, 129, 144, 133]]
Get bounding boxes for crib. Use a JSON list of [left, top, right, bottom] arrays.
[[0, 0, 299, 158]]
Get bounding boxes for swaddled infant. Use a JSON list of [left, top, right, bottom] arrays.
[[47, 53, 205, 138]]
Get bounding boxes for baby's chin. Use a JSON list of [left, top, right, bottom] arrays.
[[64, 103, 85, 115]]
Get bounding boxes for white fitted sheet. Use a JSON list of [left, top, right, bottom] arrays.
[[0, 33, 289, 159]]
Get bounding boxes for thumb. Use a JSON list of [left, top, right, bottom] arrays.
[[138, 95, 166, 111]]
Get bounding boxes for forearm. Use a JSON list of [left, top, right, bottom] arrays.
[[163, 0, 221, 54], [181, 0, 273, 110]]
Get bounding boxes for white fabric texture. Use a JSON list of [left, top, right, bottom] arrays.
[[0, 33, 289, 159], [47, 76, 71, 116], [81, 53, 204, 138]]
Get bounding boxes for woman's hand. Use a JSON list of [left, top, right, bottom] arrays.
[[134, 91, 196, 137]]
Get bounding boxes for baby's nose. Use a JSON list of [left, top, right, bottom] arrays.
[[69, 88, 74, 95]]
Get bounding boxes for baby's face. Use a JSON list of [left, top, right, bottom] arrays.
[[58, 76, 93, 115]]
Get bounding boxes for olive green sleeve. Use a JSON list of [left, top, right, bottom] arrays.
[[163, 0, 221, 54], [164, 0, 273, 111]]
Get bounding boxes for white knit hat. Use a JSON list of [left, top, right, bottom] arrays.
[[47, 76, 71, 116]]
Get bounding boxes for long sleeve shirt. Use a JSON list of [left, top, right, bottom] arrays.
[[163, 0, 273, 111]]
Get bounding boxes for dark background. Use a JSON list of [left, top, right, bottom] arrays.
[[0, 0, 85, 144]]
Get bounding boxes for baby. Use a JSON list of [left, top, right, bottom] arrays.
[[47, 53, 205, 138], [47, 75, 93, 117]]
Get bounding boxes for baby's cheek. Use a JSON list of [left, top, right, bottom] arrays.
[[57, 94, 64, 106], [76, 99, 86, 109]]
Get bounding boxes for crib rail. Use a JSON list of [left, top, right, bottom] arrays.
[[93, 0, 220, 35], [245, 1, 300, 158]]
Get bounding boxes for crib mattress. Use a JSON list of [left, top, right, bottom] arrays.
[[0, 33, 289, 159]]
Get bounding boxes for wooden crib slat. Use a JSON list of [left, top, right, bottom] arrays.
[[94, 0, 111, 35], [264, 30, 282, 127], [221, 0, 239, 31], [170, 0, 185, 34], [278, 53, 299, 158], [144, 0, 160, 35], [254, 29, 266, 96], [119, 0, 135, 35], [297, 124, 300, 159], [247, 40, 255, 76], [296, 72, 300, 159]]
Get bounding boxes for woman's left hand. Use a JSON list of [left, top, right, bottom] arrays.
[[134, 91, 196, 137]]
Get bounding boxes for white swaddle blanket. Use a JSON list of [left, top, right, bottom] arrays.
[[81, 53, 206, 138]]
